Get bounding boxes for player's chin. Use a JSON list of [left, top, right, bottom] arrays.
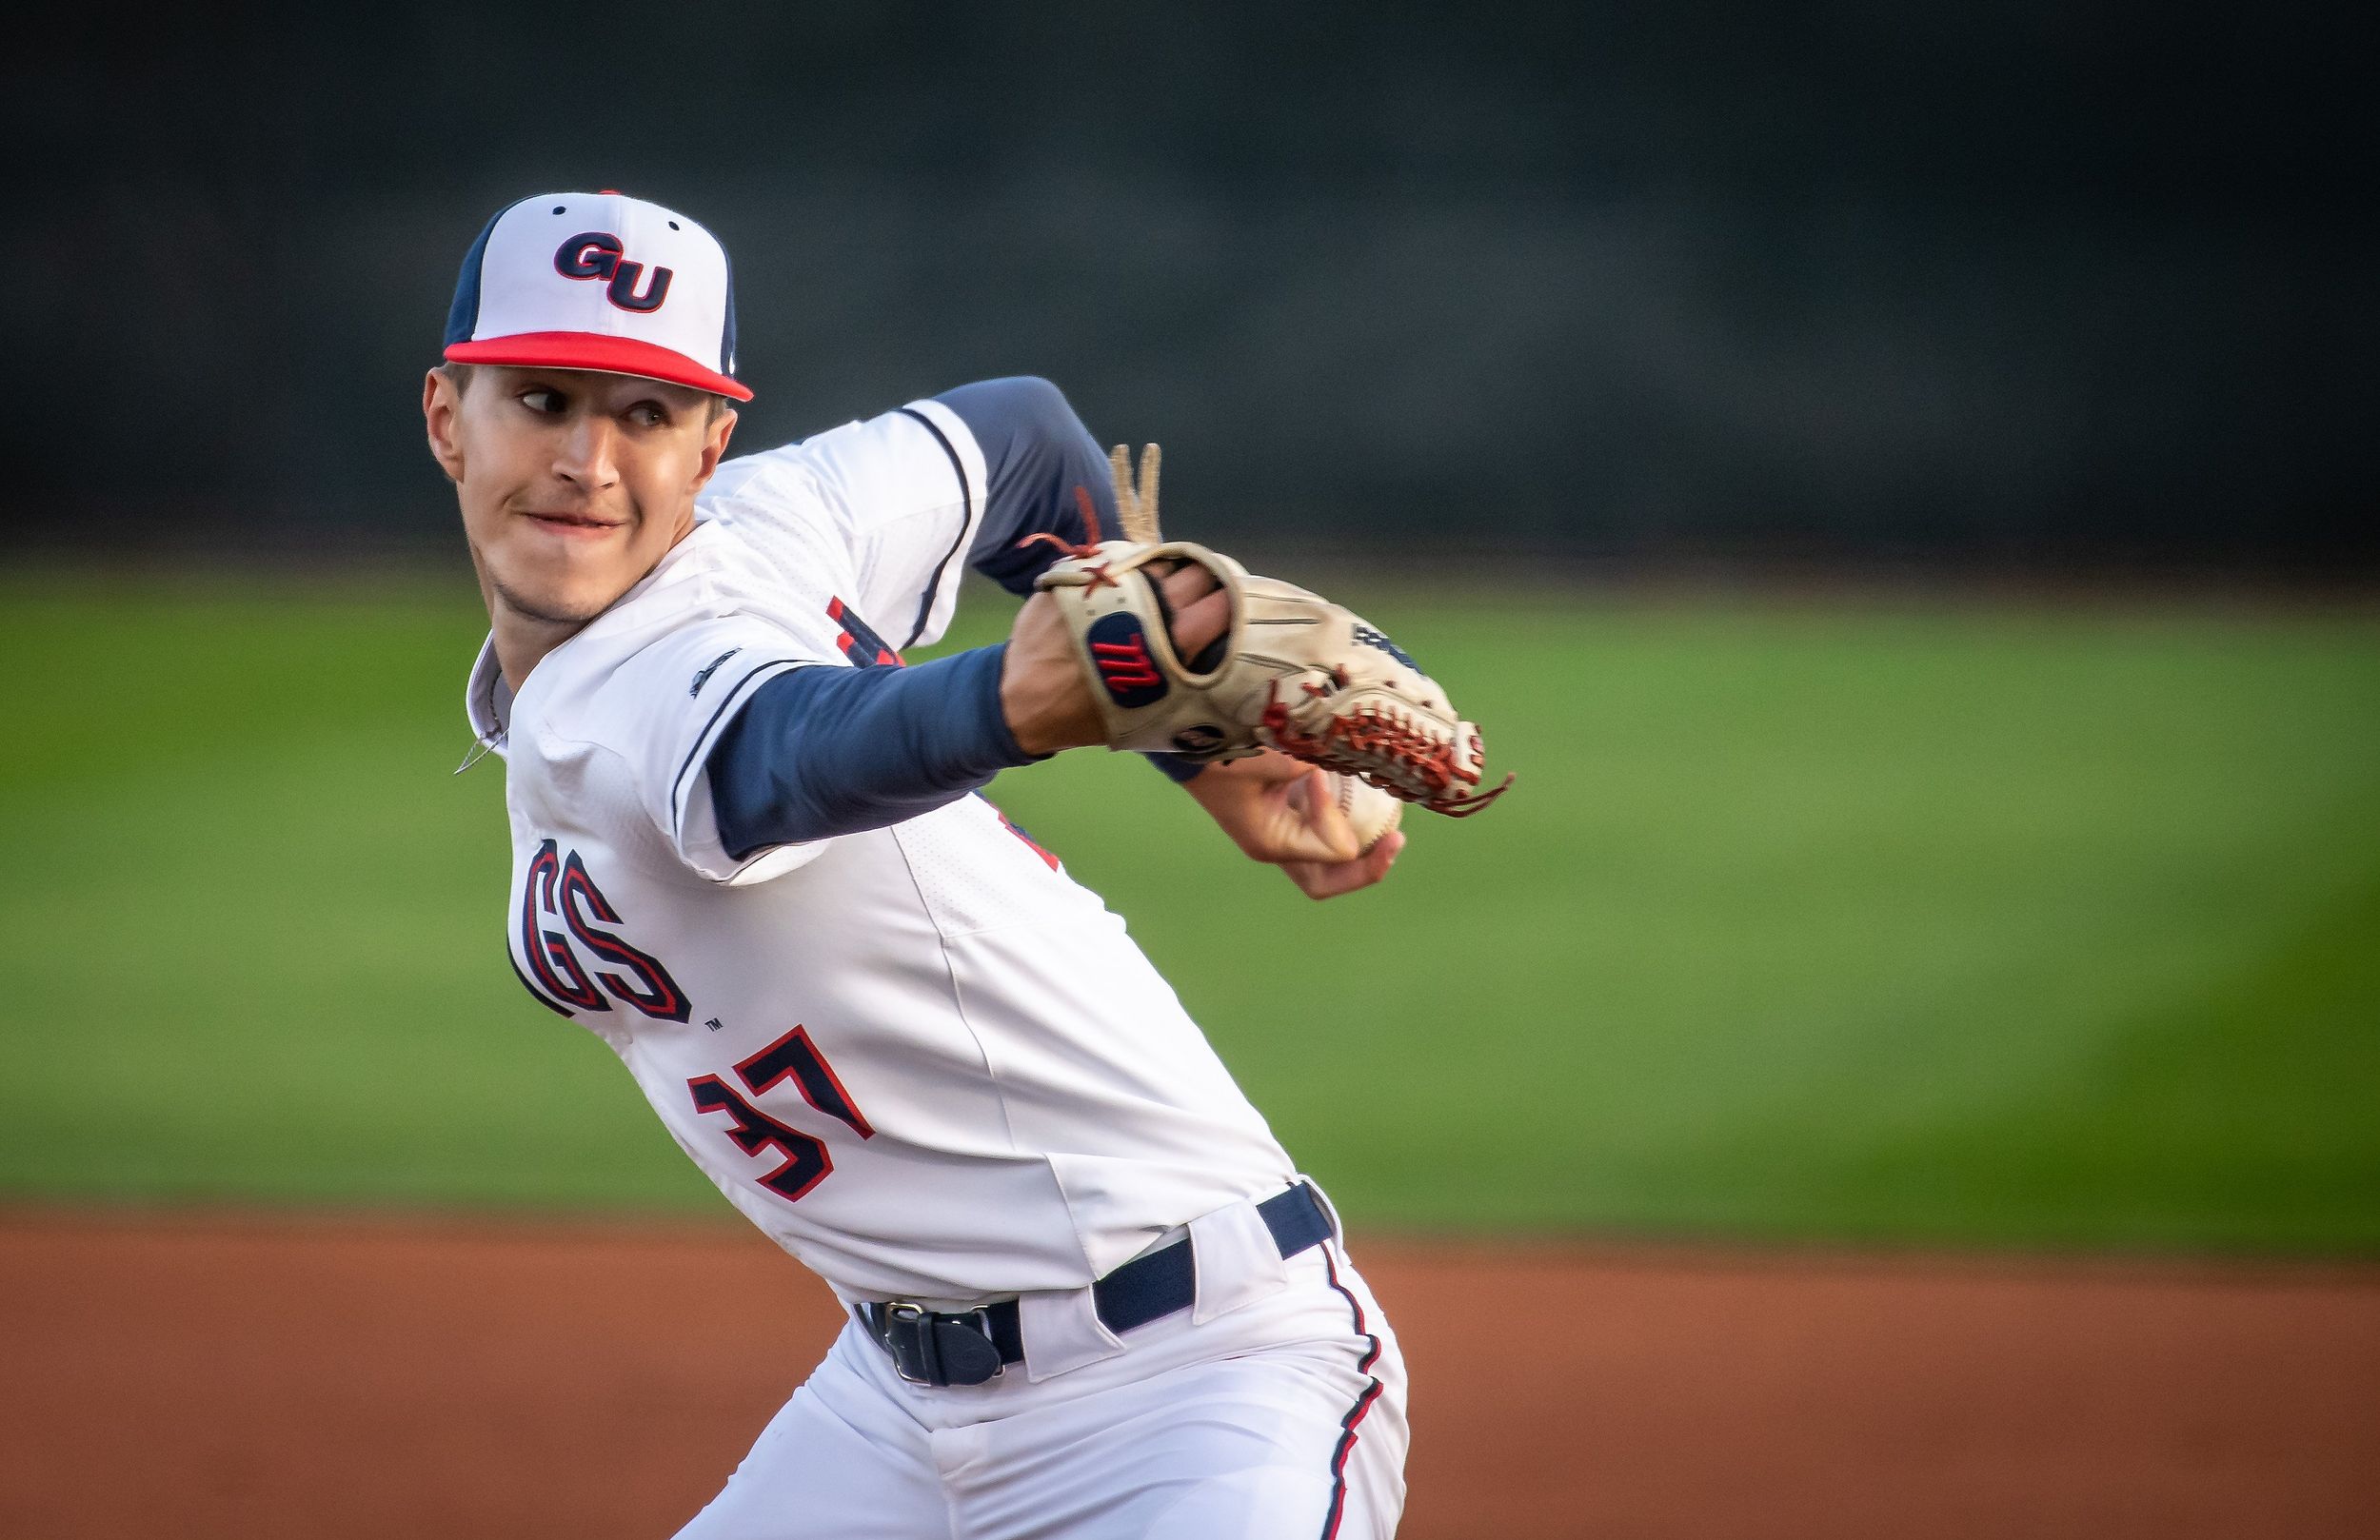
[[489, 550, 635, 627]]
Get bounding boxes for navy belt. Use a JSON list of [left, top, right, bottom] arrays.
[[863, 1182, 1333, 1388]]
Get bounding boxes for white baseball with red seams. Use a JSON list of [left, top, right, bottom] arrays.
[[466, 399, 1408, 1537], [1329, 770, 1405, 853]]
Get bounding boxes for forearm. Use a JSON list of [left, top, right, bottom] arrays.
[[706, 647, 1042, 858]]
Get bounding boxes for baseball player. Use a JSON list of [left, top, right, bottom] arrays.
[[425, 190, 1458, 1538]]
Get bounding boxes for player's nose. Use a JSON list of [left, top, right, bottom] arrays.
[[552, 414, 623, 489]]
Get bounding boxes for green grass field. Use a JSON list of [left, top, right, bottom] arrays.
[[3, 575, 2375, 1254]]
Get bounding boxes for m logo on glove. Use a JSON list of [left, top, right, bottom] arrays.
[[1086, 613, 1168, 707]]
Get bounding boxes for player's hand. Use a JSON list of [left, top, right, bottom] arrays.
[[1181, 749, 1405, 899], [1002, 561, 1229, 756]]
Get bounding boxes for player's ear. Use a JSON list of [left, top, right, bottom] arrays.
[[423, 367, 467, 484], [690, 405, 738, 492]]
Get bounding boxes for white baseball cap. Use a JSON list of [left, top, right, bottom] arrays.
[[444, 190, 752, 401]]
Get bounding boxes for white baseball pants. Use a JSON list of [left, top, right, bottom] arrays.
[[675, 1235, 1408, 1539]]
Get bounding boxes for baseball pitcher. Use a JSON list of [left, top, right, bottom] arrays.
[[425, 189, 1506, 1539]]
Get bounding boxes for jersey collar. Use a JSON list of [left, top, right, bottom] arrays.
[[462, 635, 513, 760]]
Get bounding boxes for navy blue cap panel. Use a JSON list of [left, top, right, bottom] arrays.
[[443, 203, 515, 348]]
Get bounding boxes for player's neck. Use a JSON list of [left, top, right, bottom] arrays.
[[476, 565, 627, 696], [487, 609, 587, 696], [477, 524, 699, 692]]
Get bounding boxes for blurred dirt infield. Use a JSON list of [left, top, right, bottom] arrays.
[[3, 1214, 2374, 1538]]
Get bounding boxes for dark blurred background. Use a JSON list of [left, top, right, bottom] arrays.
[[7, 3, 2373, 575]]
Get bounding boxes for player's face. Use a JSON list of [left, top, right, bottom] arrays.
[[424, 365, 737, 628]]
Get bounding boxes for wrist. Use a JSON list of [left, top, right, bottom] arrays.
[[1145, 752, 1208, 784], [974, 643, 1049, 765], [998, 639, 1094, 757]]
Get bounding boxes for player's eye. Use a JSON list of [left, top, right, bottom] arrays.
[[628, 402, 670, 428], [518, 387, 565, 414]]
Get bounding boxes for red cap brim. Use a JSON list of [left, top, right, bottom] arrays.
[[444, 332, 754, 402]]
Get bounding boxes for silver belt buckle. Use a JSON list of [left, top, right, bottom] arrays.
[[882, 1300, 935, 1385]]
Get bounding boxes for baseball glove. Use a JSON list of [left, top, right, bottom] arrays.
[[1025, 446, 1512, 818]]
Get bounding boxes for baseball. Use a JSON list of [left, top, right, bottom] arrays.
[[1330, 770, 1405, 853]]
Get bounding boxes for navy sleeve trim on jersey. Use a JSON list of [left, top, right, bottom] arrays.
[[894, 405, 976, 649], [705, 644, 1043, 859], [669, 659, 800, 834], [935, 376, 1121, 598]]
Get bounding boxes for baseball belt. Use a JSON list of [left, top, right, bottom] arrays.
[[862, 1182, 1333, 1388]]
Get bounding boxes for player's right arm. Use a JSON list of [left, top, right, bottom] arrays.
[[690, 375, 1225, 866], [701, 564, 1225, 861], [694, 378, 1383, 890]]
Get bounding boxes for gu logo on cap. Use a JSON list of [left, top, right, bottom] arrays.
[[444, 190, 752, 401]]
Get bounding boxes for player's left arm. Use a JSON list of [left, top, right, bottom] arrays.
[[1179, 751, 1405, 898]]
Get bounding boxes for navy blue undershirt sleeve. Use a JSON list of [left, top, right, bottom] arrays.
[[937, 376, 1121, 597], [1142, 751, 1209, 784], [705, 645, 1042, 859], [935, 375, 1206, 785]]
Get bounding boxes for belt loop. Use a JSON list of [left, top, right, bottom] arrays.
[[1017, 1279, 1125, 1383], [1188, 1188, 1294, 1324], [1293, 1176, 1345, 1248]]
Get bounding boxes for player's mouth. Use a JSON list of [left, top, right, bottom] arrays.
[[521, 509, 627, 538]]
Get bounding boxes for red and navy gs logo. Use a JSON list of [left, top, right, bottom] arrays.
[[552, 231, 672, 313], [513, 839, 690, 1020]]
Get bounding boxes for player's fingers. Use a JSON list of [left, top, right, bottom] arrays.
[[1275, 768, 1362, 863], [1165, 584, 1231, 661], [1287, 829, 1404, 900], [1156, 560, 1220, 608], [1288, 830, 1402, 900], [1260, 818, 1362, 866], [1215, 770, 1355, 864], [1157, 555, 1214, 589], [1238, 766, 1352, 866]]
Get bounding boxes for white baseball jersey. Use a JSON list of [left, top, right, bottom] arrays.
[[464, 398, 1300, 1306]]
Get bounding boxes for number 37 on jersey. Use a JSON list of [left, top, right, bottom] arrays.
[[510, 837, 872, 1205]]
